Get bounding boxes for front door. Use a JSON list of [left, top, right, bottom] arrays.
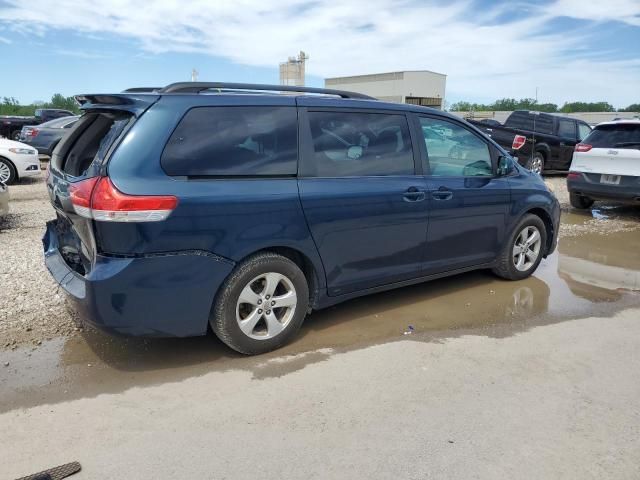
[[298, 108, 429, 296], [416, 115, 511, 274]]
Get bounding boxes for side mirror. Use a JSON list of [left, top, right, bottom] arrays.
[[497, 155, 512, 176]]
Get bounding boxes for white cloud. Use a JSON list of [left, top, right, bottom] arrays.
[[0, 0, 638, 106]]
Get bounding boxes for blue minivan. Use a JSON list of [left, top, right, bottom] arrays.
[[44, 82, 560, 354]]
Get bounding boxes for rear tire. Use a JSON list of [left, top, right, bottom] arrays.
[[493, 214, 547, 281], [0, 158, 17, 185], [569, 193, 594, 209], [526, 152, 545, 175], [11, 130, 21, 141], [211, 252, 309, 355]]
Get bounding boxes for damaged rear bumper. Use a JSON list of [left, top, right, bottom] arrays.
[[43, 221, 235, 337]]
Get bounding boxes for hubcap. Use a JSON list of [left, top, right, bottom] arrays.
[[0, 162, 10, 183], [236, 272, 297, 340], [512, 226, 542, 272]]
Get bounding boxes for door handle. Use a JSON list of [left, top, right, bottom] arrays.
[[431, 187, 453, 201], [403, 187, 426, 202]]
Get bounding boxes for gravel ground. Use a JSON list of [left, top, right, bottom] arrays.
[[0, 174, 637, 351], [0, 174, 79, 350]]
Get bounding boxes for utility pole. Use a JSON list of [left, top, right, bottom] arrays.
[[191, 68, 199, 82]]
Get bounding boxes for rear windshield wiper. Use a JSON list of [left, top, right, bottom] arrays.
[[613, 142, 640, 148]]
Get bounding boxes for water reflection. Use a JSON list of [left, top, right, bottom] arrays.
[[2, 226, 639, 412]]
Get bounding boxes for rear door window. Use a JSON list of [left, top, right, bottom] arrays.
[[306, 111, 414, 177], [161, 106, 298, 177], [583, 124, 640, 149], [558, 119, 576, 139], [419, 117, 493, 176]]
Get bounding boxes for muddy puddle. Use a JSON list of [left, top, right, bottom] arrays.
[[1, 215, 639, 412]]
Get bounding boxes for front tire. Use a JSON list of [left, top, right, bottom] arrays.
[[569, 193, 594, 209], [11, 130, 21, 141], [0, 158, 17, 184], [211, 252, 309, 355], [493, 214, 547, 281]]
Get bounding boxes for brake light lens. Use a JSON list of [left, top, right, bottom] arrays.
[[567, 171, 582, 180], [69, 177, 178, 222], [575, 143, 592, 152], [28, 128, 39, 137], [512, 134, 527, 150]]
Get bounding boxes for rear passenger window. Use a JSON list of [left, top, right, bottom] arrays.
[[307, 111, 414, 177], [161, 107, 297, 176], [419, 117, 493, 177], [558, 119, 576, 139]]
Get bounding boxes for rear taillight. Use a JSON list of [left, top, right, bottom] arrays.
[[512, 135, 527, 150], [567, 171, 582, 180], [69, 177, 178, 222], [29, 128, 39, 137], [575, 143, 592, 152]]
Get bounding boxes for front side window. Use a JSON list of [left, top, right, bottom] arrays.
[[419, 117, 493, 177], [162, 106, 298, 176], [558, 119, 576, 139], [307, 111, 414, 177]]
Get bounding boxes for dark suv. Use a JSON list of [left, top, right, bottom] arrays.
[[44, 82, 560, 355]]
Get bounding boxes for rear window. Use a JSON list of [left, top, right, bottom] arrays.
[[56, 111, 131, 177], [161, 106, 298, 177], [583, 124, 640, 149], [505, 112, 554, 135]]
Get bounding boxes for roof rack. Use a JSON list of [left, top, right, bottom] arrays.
[[157, 82, 375, 100]]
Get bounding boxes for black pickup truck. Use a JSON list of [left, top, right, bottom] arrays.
[[0, 108, 75, 141], [468, 111, 592, 174]]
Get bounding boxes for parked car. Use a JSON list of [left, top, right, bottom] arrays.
[[0, 181, 8, 217], [468, 111, 592, 174], [0, 108, 75, 141], [0, 138, 41, 184], [19, 115, 80, 156], [43, 82, 560, 355], [567, 119, 640, 209]]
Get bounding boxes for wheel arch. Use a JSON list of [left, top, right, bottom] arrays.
[[535, 143, 551, 160], [237, 246, 323, 311], [523, 207, 555, 256]]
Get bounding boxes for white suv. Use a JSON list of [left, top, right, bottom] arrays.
[[567, 120, 640, 209]]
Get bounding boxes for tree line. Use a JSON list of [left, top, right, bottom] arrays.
[[0, 94, 81, 116], [449, 98, 640, 113]]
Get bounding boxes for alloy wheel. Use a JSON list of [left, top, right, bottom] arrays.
[[512, 226, 542, 272], [530, 155, 543, 175], [235, 272, 297, 340], [0, 162, 11, 184]]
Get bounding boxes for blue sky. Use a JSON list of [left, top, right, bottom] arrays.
[[0, 0, 639, 108]]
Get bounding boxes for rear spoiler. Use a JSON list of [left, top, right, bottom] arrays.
[[74, 94, 160, 116]]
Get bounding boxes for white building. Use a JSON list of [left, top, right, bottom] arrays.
[[325, 70, 447, 109]]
